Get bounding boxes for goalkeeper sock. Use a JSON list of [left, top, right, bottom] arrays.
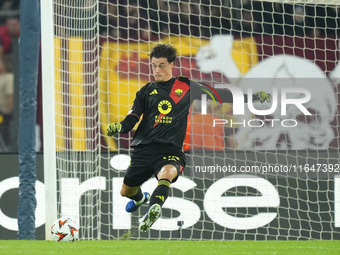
[[127, 187, 144, 205], [149, 179, 170, 208]]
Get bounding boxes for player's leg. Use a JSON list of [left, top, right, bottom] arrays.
[[120, 151, 154, 213], [119, 144, 157, 212], [139, 164, 179, 232], [120, 183, 150, 213], [149, 164, 177, 207]]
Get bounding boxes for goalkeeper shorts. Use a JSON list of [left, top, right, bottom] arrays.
[[123, 143, 186, 187]]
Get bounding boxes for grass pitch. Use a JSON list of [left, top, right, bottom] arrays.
[[0, 240, 339, 255]]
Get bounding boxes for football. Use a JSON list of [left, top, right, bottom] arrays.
[[51, 218, 79, 242]]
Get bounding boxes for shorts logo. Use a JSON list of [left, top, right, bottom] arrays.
[[163, 156, 179, 161]]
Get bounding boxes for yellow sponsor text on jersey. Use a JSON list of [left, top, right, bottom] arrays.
[[155, 115, 172, 124]]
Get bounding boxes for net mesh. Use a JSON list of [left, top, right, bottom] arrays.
[[50, 0, 340, 240]]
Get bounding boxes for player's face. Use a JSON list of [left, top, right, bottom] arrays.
[[151, 57, 174, 82]]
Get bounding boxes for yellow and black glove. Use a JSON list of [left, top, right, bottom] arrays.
[[106, 123, 122, 137], [253, 91, 271, 103]]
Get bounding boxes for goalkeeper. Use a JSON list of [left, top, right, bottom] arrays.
[[107, 44, 271, 232]]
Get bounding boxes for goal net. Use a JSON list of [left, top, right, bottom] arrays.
[[44, 0, 340, 240]]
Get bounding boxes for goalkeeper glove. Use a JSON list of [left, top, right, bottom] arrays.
[[107, 123, 122, 137], [253, 91, 271, 103]]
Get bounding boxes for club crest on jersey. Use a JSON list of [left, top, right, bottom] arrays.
[[175, 89, 183, 97]]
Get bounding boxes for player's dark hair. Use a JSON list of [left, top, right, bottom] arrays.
[[149, 44, 177, 64]]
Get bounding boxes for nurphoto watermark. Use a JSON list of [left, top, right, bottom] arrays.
[[200, 84, 311, 128]]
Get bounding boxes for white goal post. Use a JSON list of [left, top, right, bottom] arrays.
[[41, 0, 57, 241], [41, 0, 340, 240]]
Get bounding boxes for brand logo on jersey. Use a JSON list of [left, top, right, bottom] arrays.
[[158, 100, 172, 114], [150, 89, 158, 95], [154, 100, 173, 127], [175, 89, 183, 97]]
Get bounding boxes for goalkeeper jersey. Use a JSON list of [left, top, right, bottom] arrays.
[[128, 76, 236, 149]]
